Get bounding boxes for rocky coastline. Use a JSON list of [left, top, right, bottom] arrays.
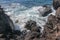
[[0, 0, 60, 40]]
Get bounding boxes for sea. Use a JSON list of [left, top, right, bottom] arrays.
[[0, 0, 56, 32]]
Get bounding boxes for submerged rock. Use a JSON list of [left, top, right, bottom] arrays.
[[38, 5, 52, 17], [53, 0, 60, 10]]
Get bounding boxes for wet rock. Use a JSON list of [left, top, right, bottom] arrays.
[[38, 5, 52, 17], [53, 0, 60, 10]]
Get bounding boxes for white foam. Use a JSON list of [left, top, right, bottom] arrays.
[[1, 3, 55, 32]]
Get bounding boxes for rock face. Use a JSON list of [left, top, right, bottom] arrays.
[[53, 0, 60, 10], [43, 7, 60, 40], [38, 5, 52, 17]]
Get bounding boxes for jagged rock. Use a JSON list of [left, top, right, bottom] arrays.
[[38, 5, 52, 17], [53, 0, 60, 10]]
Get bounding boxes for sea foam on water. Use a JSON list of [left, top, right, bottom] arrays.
[[1, 3, 56, 32]]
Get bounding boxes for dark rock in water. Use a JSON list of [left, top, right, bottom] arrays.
[[53, 0, 60, 10], [25, 20, 37, 30], [38, 5, 52, 17]]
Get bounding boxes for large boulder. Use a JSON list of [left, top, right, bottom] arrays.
[[53, 0, 60, 10], [38, 5, 52, 17], [0, 6, 14, 34]]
